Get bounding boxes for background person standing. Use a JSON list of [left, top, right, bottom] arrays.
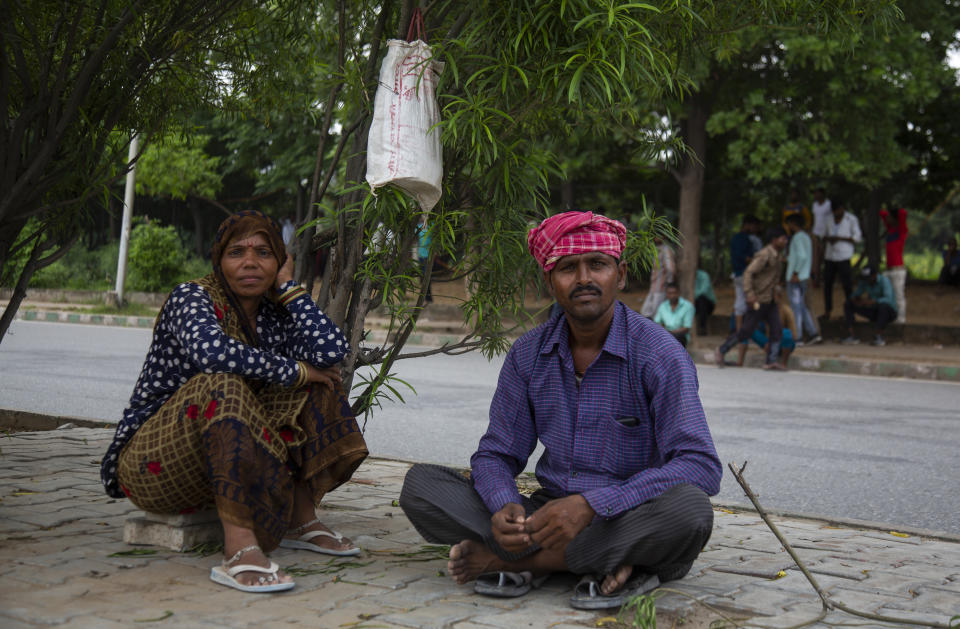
[[693, 268, 716, 336], [784, 214, 821, 344], [879, 205, 908, 324], [640, 236, 676, 318], [781, 188, 812, 232], [814, 199, 861, 322]]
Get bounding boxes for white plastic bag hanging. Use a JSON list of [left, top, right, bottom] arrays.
[[365, 26, 444, 211]]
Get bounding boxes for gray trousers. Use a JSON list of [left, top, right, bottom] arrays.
[[399, 463, 714, 581]]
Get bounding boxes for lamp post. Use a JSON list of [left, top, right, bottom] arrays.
[[112, 133, 139, 306]]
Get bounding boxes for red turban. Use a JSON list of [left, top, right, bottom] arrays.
[[527, 211, 626, 271]]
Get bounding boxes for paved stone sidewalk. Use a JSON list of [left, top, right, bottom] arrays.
[[1, 428, 958, 628]]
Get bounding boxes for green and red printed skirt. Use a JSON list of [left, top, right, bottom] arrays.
[[117, 373, 367, 551]]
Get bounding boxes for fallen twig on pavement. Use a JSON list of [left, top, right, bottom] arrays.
[[729, 461, 957, 629]]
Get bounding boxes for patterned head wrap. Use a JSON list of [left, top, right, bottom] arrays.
[[527, 211, 626, 271], [209, 210, 288, 344]]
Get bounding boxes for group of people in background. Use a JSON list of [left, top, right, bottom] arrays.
[[642, 187, 914, 369]]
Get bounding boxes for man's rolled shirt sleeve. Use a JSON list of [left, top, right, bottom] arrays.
[[470, 348, 538, 514], [581, 347, 721, 519]]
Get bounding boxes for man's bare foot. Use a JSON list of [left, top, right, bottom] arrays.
[[285, 519, 357, 554], [600, 564, 633, 595], [447, 540, 505, 585], [223, 546, 293, 587]]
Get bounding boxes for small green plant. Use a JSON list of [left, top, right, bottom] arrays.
[[619, 590, 660, 629]]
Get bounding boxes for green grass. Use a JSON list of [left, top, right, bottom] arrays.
[[85, 302, 159, 317]]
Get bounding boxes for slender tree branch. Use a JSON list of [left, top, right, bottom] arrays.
[[729, 462, 956, 629]]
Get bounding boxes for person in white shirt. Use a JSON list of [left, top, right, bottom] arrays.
[[810, 187, 833, 241], [813, 199, 861, 321]]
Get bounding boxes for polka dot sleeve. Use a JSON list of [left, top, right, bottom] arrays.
[[277, 280, 350, 367], [167, 283, 299, 386]]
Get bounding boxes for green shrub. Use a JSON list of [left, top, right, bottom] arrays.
[[127, 221, 187, 292], [28, 241, 118, 290], [904, 250, 945, 281]]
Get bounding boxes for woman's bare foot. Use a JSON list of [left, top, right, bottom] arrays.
[[286, 519, 358, 554], [223, 546, 293, 587], [600, 564, 633, 595], [447, 540, 505, 585]]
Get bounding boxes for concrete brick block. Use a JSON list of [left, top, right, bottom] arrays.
[[123, 516, 221, 551], [138, 509, 219, 527]]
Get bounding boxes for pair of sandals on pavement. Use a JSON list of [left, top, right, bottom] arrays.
[[209, 517, 360, 593], [474, 570, 660, 610]]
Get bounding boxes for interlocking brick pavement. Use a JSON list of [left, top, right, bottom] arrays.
[[0, 427, 958, 628]]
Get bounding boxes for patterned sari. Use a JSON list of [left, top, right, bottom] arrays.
[[117, 274, 367, 551]]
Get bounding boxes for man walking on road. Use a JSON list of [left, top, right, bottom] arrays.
[[400, 211, 721, 610], [730, 215, 762, 331], [715, 227, 789, 370]]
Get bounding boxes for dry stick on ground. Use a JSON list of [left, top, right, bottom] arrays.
[[728, 461, 957, 629]]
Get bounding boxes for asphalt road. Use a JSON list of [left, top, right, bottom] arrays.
[[1, 319, 958, 534]]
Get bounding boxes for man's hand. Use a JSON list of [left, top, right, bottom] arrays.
[[745, 294, 758, 310], [491, 503, 530, 553], [523, 494, 595, 551], [790, 272, 800, 284]]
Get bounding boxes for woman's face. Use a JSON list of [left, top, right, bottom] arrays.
[[220, 232, 279, 300]]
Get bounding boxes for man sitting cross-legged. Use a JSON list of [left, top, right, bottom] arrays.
[[399, 211, 722, 610]]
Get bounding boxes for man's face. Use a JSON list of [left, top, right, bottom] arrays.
[[814, 190, 824, 203], [832, 207, 845, 222], [666, 285, 679, 305], [546, 252, 626, 325], [772, 234, 789, 251]]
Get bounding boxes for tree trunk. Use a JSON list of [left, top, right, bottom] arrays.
[[190, 201, 205, 257], [561, 180, 574, 210], [0, 229, 78, 345], [675, 94, 710, 302], [863, 188, 882, 272]]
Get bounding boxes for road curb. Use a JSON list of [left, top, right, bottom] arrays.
[[690, 347, 960, 382], [2, 307, 156, 328]]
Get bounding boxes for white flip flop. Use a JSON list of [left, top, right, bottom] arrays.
[[209, 546, 295, 593], [279, 528, 361, 557]]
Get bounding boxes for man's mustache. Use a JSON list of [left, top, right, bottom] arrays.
[[569, 285, 601, 299]]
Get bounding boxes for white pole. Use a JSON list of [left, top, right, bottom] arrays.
[[114, 133, 139, 304]]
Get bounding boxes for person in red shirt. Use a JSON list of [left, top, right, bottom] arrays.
[[879, 206, 908, 323]]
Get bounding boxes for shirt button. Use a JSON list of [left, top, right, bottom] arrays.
[[606, 507, 612, 514], [572, 471, 579, 478]]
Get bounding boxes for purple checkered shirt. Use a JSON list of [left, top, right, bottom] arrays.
[[470, 301, 721, 519]]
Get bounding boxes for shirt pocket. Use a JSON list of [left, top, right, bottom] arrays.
[[596, 414, 649, 479]]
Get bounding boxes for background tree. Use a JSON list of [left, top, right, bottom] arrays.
[[0, 0, 255, 342]]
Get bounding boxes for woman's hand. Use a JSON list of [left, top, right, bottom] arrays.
[[276, 252, 295, 288], [303, 364, 342, 390]]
